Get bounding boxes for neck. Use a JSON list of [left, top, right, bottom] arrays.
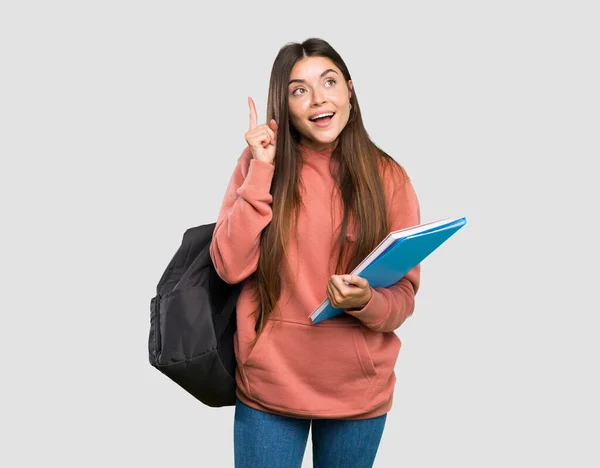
[[299, 139, 338, 153]]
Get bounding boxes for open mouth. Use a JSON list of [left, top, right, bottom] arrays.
[[309, 112, 335, 127]]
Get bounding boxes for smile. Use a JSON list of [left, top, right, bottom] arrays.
[[309, 113, 335, 128]]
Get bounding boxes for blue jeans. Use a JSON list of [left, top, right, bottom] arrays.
[[234, 398, 387, 468]]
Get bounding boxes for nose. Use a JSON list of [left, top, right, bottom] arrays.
[[311, 88, 326, 105]]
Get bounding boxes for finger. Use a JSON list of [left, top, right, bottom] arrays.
[[247, 126, 275, 147], [268, 119, 278, 136], [330, 275, 346, 296], [265, 127, 275, 146], [344, 275, 368, 288], [327, 283, 340, 307], [248, 97, 258, 130], [329, 275, 340, 293], [248, 128, 272, 149], [255, 129, 273, 148], [269, 119, 278, 145]]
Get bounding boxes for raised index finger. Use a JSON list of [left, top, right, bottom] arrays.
[[248, 96, 257, 130]]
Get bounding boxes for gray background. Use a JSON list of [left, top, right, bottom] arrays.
[[2, 1, 599, 467]]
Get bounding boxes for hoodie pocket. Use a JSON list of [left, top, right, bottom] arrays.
[[242, 320, 379, 414]]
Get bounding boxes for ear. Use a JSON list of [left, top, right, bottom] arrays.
[[348, 79, 353, 97]]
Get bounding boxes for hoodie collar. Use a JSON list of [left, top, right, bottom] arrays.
[[298, 142, 336, 158]]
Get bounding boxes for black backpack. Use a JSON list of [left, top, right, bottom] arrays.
[[148, 222, 244, 407]]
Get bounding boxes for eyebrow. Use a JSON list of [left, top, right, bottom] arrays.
[[288, 69, 339, 86]]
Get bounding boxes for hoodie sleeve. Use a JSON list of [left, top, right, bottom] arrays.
[[345, 167, 421, 332], [209, 146, 275, 284]]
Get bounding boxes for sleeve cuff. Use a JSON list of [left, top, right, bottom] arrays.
[[345, 287, 389, 325], [248, 158, 274, 180], [237, 159, 275, 201]]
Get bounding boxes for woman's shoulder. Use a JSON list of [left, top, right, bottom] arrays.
[[375, 149, 412, 192], [374, 150, 420, 226]]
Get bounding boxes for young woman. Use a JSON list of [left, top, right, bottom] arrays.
[[210, 37, 421, 468]]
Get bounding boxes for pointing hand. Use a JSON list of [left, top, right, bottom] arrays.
[[245, 96, 278, 164]]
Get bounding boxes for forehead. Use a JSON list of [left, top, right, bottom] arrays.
[[289, 56, 341, 81]]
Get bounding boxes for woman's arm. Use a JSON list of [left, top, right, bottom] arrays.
[[345, 171, 421, 332], [209, 146, 275, 284]]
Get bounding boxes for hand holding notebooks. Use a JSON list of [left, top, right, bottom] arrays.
[[309, 216, 467, 324]]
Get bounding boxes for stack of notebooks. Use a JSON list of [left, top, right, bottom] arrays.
[[310, 216, 467, 324]]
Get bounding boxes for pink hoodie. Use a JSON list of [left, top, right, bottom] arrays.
[[210, 144, 421, 420]]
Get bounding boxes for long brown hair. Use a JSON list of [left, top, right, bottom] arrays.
[[250, 38, 409, 339]]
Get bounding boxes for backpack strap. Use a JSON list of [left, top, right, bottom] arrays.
[[156, 229, 196, 296], [214, 284, 240, 340]]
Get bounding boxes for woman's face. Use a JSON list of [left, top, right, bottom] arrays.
[[287, 56, 353, 152]]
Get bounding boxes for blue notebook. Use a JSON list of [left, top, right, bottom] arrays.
[[309, 216, 467, 324]]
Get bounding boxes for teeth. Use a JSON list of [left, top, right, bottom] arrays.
[[310, 112, 334, 121]]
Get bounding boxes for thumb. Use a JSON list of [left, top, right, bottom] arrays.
[[269, 119, 278, 146], [345, 275, 367, 287], [269, 119, 278, 134]]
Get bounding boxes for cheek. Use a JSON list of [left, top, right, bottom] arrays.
[[288, 103, 304, 125], [289, 115, 305, 133], [334, 94, 349, 108]]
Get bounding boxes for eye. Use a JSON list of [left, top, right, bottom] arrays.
[[291, 78, 336, 96]]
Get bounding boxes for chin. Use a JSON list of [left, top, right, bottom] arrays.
[[314, 136, 336, 145], [311, 131, 339, 144]]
